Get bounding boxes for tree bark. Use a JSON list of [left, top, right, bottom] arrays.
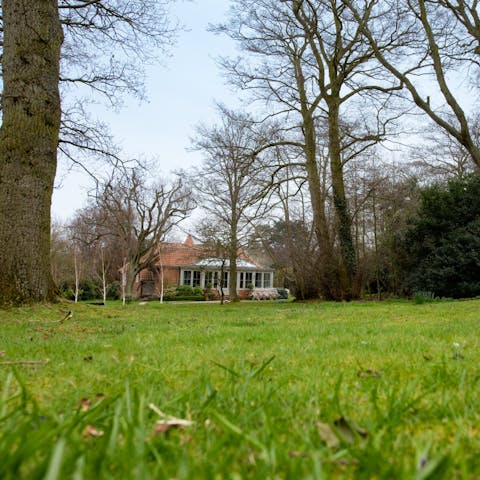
[[0, 0, 63, 305], [229, 220, 239, 301], [303, 115, 337, 299], [293, 55, 336, 299], [328, 98, 358, 300]]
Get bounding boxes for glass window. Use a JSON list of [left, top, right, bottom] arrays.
[[255, 272, 262, 288], [263, 272, 271, 288], [205, 271, 213, 287], [183, 270, 191, 286], [245, 272, 253, 287], [239, 272, 245, 289], [192, 271, 201, 287], [213, 272, 219, 288], [222, 271, 229, 288]]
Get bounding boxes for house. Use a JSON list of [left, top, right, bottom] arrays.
[[136, 235, 274, 299]]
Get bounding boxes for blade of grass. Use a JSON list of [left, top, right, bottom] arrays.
[[210, 410, 266, 451], [0, 372, 13, 418], [44, 437, 66, 480]]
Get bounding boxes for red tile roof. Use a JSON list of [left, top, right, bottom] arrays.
[[152, 236, 266, 269], [156, 241, 205, 267]]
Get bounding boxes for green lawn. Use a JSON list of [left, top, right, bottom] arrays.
[[0, 299, 479, 479]]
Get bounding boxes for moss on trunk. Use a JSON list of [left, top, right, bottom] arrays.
[[0, 0, 63, 305]]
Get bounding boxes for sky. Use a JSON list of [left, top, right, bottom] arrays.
[[52, 0, 238, 221], [51, 1, 478, 222]]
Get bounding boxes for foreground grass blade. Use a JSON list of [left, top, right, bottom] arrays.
[[44, 437, 66, 480]]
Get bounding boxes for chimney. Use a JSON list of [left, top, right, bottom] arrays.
[[184, 234, 194, 247]]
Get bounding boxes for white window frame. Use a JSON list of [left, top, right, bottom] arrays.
[[192, 270, 201, 287], [182, 270, 192, 286], [222, 271, 229, 289]]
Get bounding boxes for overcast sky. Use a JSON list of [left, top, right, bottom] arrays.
[[52, 0, 237, 221], [52, 0, 478, 222]]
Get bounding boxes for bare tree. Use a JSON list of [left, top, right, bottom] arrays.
[[51, 221, 74, 290], [250, 176, 322, 300], [214, 1, 334, 295], [344, 0, 480, 167], [0, 1, 177, 305], [409, 114, 480, 180], [217, 0, 404, 299], [195, 220, 233, 305], [190, 105, 273, 301], [89, 167, 195, 299], [0, 1, 177, 172], [57, 0, 177, 172]]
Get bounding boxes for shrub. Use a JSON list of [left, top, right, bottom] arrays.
[[107, 281, 121, 300], [176, 285, 194, 295], [404, 175, 480, 299], [250, 288, 280, 300], [78, 279, 100, 301], [169, 295, 205, 302], [162, 287, 177, 301], [413, 291, 436, 304], [276, 288, 290, 299], [61, 288, 74, 300], [193, 286, 204, 296], [162, 285, 204, 302]]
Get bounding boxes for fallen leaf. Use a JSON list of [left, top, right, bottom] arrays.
[[357, 368, 382, 378], [95, 393, 105, 400], [333, 417, 367, 444], [78, 397, 92, 412], [154, 422, 172, 434], [148, 403, 194, 436], [180, 434, 192, 446], [423, 354, 433, 361], [83, 425, 104, 438], [154, 418, 194, 434], [289, 450, 307, 458], [335, 458, 360, 466], [317, 422, 339, 448]]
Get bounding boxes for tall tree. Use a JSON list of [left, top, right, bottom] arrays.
[[409, 114, 480, 180], [215, 1, 334, 296], [57, 0, 176, 170], [84, 168, 194, 298], [0, 0, 63, 304], [0, 1, 176, 305], [190, 105, 272, 301], [344, 0, 480, 167], [217, 0, 402, 299]]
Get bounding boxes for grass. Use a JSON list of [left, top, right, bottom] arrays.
[[0, 299, 479, 479]]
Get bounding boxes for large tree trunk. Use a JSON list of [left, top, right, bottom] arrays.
[[294, 55, 336, 299], [328, 99, 358, 300], [0, 0, 63, 305], [303, 114, 337, 299]]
